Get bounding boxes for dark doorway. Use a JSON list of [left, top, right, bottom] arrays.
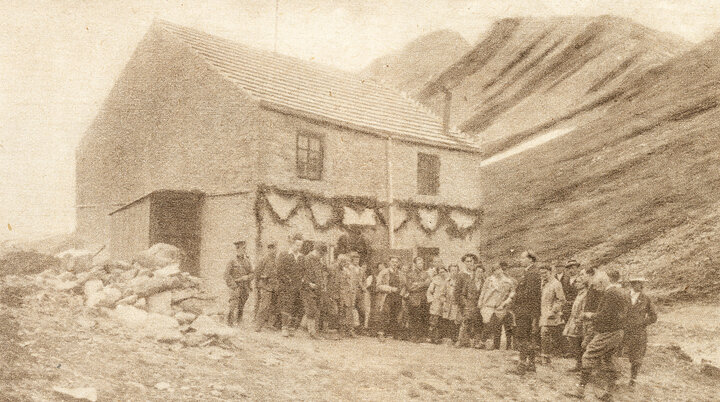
[[149, 190, 203, 276]]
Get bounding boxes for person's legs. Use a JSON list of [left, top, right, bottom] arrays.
[[540, 326, 553, 363], [428, 314, 440, 343], [227, 291, 239, 325], [254, 288, 272, 331], [236, 291, 249, 325], [567, 336, 583, 371]]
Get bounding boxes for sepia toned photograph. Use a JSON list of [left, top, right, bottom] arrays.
[[2, 1, 719, 400]]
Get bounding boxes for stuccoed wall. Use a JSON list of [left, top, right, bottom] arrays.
[[257, 108, 482, 209]]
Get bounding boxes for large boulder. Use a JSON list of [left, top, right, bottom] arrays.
[[154, 263, 180, 277], [174, 311, 197, 325], [132, 243, 182, 270], [111, 304, 149, 328]]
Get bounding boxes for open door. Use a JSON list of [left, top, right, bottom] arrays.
[[149, 190, 203, 276]]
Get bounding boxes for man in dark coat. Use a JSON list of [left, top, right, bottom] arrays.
[[456, 253, 482, 347], [405, 256, 431, 342], [277, 234, 305, 337], [302, 243, 327, 338], [508, 253, 542, 375], [224, 240, 253, 326], [569, 269, 630, 400], [254, 242, 278, 332], [623, 277, 657, 386]]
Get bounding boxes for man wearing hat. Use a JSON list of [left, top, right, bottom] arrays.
[[623, 276, 657, 386], [224, 240, 253, 326], [477, 261, 516, 349], [539, 263, 567, 364], [508, 254, 542, 375], [254, 242, 278, 332]]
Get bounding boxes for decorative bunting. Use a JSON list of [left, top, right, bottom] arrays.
[[417, 208, 440, 232], [265, 191, 299, 221], [309, 200, 334, 228], [252, 185, 484, 247]]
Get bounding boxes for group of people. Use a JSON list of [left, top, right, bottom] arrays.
[[224, 235, 658, 401]]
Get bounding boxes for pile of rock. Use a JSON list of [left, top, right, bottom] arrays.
[[34, 243, 236, 347]]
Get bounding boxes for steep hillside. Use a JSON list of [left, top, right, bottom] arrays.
[[479, 31, 720, 300], [360, 30, 470, 96], [416, 15, 690, 153]]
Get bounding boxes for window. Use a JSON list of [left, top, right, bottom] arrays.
[[296, 132, 323, 180], [417, 152, 440, 195]]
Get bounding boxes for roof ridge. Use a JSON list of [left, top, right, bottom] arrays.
[[154, 19, 479, 152]]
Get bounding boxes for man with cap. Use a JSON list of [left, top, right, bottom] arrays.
[[224, 240, 253, 326], [568, 269, 630, 400], [623, 276, 657, 386], [277, 234, 305, 337], [254, 242, 278, 332], [405, 256, 432, 342], [477, 261, 516, 349]]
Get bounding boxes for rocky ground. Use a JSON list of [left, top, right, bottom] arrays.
[[2, 275, 719, 402]]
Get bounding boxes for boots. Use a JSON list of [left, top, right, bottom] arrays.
[[629, 363, 640, 386], [507, 361, 527, 376], [526, 350, 537, 373]]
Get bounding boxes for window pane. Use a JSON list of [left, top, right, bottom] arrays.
[[298, 134, 308, 150], [297, 149, 308, 163], [417, 153, 439, 195], [310, 138, 320, 151]]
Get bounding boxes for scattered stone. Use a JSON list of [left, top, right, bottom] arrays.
[[111, 305, 149, 328], [86, 286, 122, 308], [154, 263, 180, 277], [147, 291, 173, 315], [127, 381, 146, 391], [175, 311, 197, 325], [154, 382, 171, 390], [210, 390, 221, 397], [55, 249, 95, 272], [171, 288, 197, 304], [701, 362, 720, 378], [182, 333, 206, 347], [52, 386, 97, 401], [83, 280, 104, 298], [134, 298, 147, 309], [54, 280, 78, 292], [119, 267, 139, 283], [117, 294, 138, 306], [190, 315, 236, 339], [133, 243, 181, 270], [57, 271, 76, 282], [131, 276, 184, 298], [155, 328, 183, 343]]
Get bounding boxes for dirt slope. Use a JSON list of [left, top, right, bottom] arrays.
[[415, 15, 689, 153], [360, 30, 470, 97], [478, 30, 720, 300]]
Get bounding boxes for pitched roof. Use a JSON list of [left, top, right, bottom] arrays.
[[156, 20, 479, 152]]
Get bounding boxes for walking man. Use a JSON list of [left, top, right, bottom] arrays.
[[254, 242, 278, 332], [624, 277, 657, 386], [569, 269, 630, 401], [224, 240, 253, 326], [456, 253, 482, 347]]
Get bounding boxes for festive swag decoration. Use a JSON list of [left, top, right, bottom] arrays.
[[252, 185, 483, 246], [417, 208, 440, 232]]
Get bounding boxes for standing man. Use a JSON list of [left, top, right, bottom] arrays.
[[456, 253, 481, 347], [302, 243, 327, 339], [224, 240, 253, 326], [254, 242, 278, 332], [624, 277, 657, 386], [376, 256, 406, 340], [277, 234, 305, 337], [539, 263, 566, 365], [478, 261, 516, 349], [405, 256, 432, 342], [349, 252, 367, 332], [557, 259, 580, 355], [337, 254, 360, 338], [569, 269, 630, 400], [508, 253, 542, 375]]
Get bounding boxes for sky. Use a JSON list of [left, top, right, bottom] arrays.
[[2, 0, 720, 240]]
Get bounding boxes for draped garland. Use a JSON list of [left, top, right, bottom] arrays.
[[253, 185, 483, 246]]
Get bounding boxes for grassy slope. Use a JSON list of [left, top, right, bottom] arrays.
[[416, 15, 690, 152], [478, 33, 720, 299]]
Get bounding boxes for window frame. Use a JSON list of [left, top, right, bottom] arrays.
[[417, 152, 440, 196], [296, 131, 324, 181]]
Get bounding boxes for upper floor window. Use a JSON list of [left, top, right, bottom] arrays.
[[297, 132, 323, 180], [417, 152, 440, 195]]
